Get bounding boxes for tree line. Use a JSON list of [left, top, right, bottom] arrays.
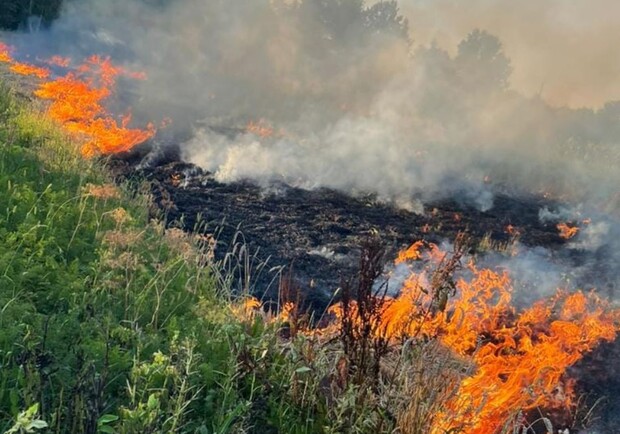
[[0, 0, 63, 30]]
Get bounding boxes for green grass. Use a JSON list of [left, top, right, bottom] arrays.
[[0, 83, 313, 433], [0, 80, 410, 434]]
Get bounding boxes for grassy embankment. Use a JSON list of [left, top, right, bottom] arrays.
[[0, 78, 468, 434], [0, 82, 337, 433]]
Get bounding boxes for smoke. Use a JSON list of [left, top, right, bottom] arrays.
[[3, 0, 620, 290], [4, 0, 619, 211], [401, 0, 620, 108]]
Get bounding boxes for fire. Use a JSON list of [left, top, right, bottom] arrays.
[[326, 242, 618, 432], [0, 42, 11, 63], [557, 222, 579, 240], [505, 224, 520, 236], [0, 43, 155, 156], [246, 119, 275, 138], [46, 55, 71, 68], [10, 62, 50, 78]]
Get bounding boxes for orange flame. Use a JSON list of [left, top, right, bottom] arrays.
[[557, 222, 579, 240], [329, 243, 618, 432], [246, 119, 275, 138], [10, 62, 50, 79], [1, 44, 155, 157], [0, 42, 12, 63]]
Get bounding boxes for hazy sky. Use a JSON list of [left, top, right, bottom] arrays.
[[402, 0, 620, 108]]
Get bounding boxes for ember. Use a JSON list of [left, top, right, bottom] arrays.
[[246, 119, 275, 138], [557, 222, 580, 240]]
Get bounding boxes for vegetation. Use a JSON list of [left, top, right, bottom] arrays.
[[0, 0, 63, 31], [0, 81, 478, 434]]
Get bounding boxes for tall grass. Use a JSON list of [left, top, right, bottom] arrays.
[[0, 81, 493, 434]]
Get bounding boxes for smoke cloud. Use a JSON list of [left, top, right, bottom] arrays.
[[401, 0, 620, 108], [3, 0, 620, 292], [4, 0, 618, 211]]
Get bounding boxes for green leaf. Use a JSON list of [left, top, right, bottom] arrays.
[[98, 414, 119, 426], [295, 366, 311, 373], [27, 420, 49, 429], [24, 403, 39, 418], [147, 393, 160, 411]]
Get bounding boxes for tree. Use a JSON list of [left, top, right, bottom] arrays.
[[363, 0, 409, 42], [0, 0, 63, 30], [455, 29, 512, 93]]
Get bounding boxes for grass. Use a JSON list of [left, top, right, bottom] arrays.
[[0, 82, 263, 433], [0, 80, 577, 434]]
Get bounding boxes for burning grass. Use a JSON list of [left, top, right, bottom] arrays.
[[1, 41, 619, 433], [0, 43, 155, 157], [236, 236, 618, 433]]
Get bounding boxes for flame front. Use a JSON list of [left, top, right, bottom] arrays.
[[328, 242, 617, 432], [0, 43, 155, 157]]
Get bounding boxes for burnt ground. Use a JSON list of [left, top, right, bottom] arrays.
[[108, 142, 620, 433], [108, 142, 568, 308]]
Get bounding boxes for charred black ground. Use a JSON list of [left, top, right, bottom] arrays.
[[105, 140, 620, 432], [108, 140, 571, 306]]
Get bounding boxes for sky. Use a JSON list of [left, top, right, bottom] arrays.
[[402, 0, 620, 108]]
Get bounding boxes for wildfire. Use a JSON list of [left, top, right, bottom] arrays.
[[557, 222, 579, 240], [244, 240, 618, 432], [246, 119, 276, 138], [342, 242, 618, 432], [0, 43, 155, 156]]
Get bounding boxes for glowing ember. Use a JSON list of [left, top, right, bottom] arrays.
[[505, 224, 519, 236], [1, 44, 155, 156], [246, 119, 275, 138], [557, 222, 579, 240]]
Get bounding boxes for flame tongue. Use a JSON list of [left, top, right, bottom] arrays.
[[557, 222, 580, 239], [1, 43, 155, 156], [330, 242, 618, 432]]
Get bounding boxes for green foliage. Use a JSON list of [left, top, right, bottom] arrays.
[[0, 84, 239, 433], [0, 82, 465, 433], [5, 403, 48, 433]]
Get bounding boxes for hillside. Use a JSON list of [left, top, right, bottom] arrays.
[[2, 1, 620, 430], [1, 81, 619, 433]]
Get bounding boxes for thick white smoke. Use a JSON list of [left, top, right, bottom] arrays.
[[3, 0, 620, 296], [4, 0, 619, 213]]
